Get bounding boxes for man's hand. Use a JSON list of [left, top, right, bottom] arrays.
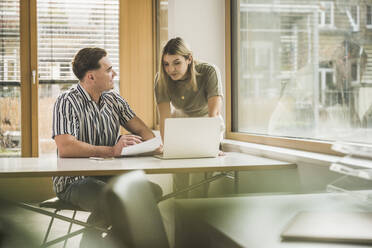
[[113, 134, 142, 157]]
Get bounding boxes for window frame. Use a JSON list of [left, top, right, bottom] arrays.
[[319, 1, 334, 29], [367, 5, 372, 29], [349, 5, 360, 31]]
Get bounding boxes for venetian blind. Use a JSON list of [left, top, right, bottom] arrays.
[[37, 0, 119, 84], [0, 0, 20, 85]]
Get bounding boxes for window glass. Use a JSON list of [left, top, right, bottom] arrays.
[[37, 0, 119, 156], [233, 0, 372, 144], [0, 0, 21, 157]]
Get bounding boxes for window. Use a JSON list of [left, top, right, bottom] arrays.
[[367, 5, 372, 27], [348, 5, 359, 31], [319, 1, 334, 28], [231, 0, 372, 149], [319, 67, 335, 107], [37, 0, 119, 156], [0, 0, 21, 156], [351, 62, 359, 83]]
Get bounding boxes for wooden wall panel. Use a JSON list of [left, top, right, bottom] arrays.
[[120, 0, 155, 128]]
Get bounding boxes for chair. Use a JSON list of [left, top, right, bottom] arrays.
[[39, 197, 86, 248], [104, 170, 170, 248]]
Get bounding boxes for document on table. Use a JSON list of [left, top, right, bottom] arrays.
[[121, 136, 162, 156]]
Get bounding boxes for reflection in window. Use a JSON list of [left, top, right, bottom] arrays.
[[233, 0, 372, 144]]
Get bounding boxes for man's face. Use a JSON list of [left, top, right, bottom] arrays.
[[92, 56, 117, 92]]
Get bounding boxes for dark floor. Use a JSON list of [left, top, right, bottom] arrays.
[[1, 199, 175, 248], [1, 205, 89, 248]]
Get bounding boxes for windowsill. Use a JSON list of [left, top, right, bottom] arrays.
[[221, 139, 341, 166]]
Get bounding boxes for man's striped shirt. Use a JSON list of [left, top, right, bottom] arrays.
[[52, 83, 135, 193]]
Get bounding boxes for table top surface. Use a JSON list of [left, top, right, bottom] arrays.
[[0, 152, 296, 177], [176, 192, 372, 248]]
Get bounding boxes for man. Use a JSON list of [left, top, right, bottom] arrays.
[[52, 47, 161, 247]]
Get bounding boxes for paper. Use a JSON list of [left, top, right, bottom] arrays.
[[121, 136, 162, 156]]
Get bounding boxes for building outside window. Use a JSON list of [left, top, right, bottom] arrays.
[[232, 0, 372, 145]]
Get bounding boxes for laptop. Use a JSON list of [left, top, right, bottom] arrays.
[[281, 211, 372, 244], [155, 117, 220, 159]]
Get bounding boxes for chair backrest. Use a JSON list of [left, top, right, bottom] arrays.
[[104, 171, 169, 248]]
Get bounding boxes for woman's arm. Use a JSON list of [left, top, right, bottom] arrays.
[[208, 95, 222, 117], [157, 102, 171, 141]]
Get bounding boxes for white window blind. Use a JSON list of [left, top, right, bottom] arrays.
[[0, 0, 20, 85], [37, 0, 119, 84]]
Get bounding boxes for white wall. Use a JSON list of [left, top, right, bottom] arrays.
[[168, 0, 226, 119]]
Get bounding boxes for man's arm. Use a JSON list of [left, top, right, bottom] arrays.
[[123, 116, 155, 141], [55, 134, 142, 158]]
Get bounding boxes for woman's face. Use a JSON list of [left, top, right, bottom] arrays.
[[163, 54, 191, 81]]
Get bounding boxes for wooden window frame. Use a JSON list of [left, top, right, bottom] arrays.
[[20, 0, 38, 157]]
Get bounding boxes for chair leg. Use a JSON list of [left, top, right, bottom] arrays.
[[43, 209, 59, 244], [63, 210, 77, 248]]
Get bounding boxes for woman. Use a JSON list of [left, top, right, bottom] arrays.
[[154, 37, 225, 198]]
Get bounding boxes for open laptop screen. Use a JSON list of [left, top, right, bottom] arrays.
[[159, 117, 220, 159]]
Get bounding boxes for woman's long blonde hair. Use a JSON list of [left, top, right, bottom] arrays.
[[158, 37, 198, 92]]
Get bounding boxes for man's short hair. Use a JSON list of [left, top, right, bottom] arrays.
[[72, 47, 107, 80]]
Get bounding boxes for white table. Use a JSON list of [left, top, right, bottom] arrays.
[[0, 152, 296, 178]]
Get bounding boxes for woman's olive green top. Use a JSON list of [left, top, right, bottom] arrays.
[[155, 62, 223, 117]]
